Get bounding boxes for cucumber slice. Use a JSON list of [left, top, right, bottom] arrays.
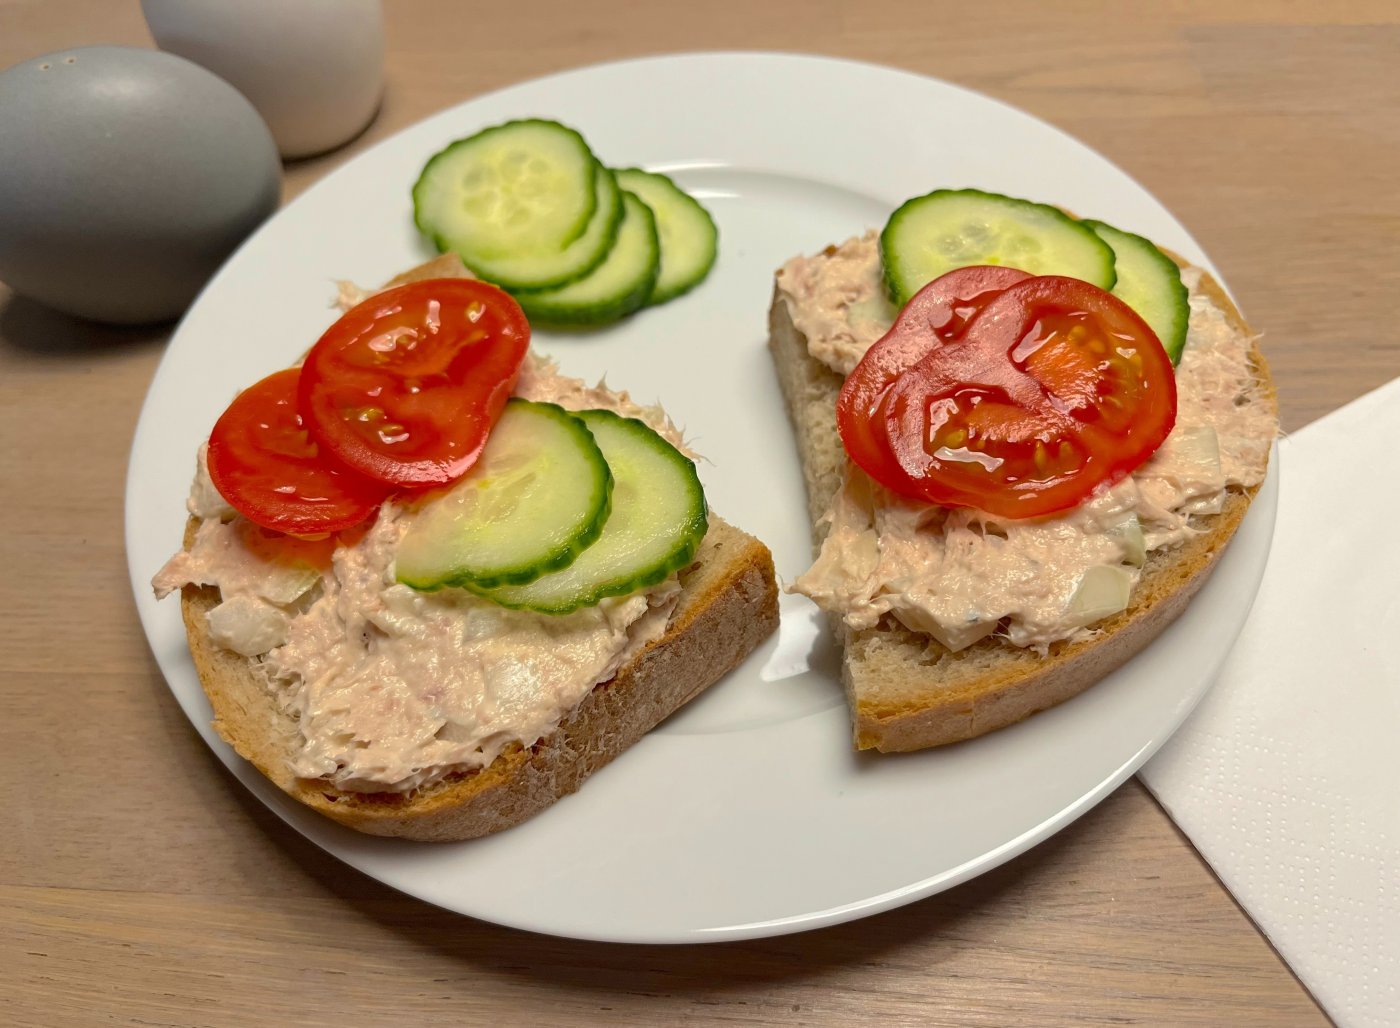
[[479, 410, 708, 615], [414, 119, 595, 259], [413, 120, 621, 290], [480, 162, 622, 291], [513, 190, 660, 326], [880, 188, 1117, 307], [395, 399, 612, 591], [1082, 220, 1190, 365], [613, 168, 718, 304]]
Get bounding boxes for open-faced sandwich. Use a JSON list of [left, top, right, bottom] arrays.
[[769, 188, 1277, 751], [154, 256, 777, 841]]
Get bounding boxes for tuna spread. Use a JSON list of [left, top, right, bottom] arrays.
[[777, 234, 1276, 654], [153, 355, 685, 794]]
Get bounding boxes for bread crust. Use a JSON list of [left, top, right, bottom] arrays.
[[172, 254, 778, 840], [769, 254, 1276, 752], [180, 515, 777, 842]]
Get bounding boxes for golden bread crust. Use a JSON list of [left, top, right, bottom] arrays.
[[172, 255, 778, 839], [181, 516, 777, 840]]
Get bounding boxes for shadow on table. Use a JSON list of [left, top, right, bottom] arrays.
[[0, 291, 171, 359]]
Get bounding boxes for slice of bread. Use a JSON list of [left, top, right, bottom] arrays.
[[179, 514, 776, 841], [168, 256, 777, 840], [769, 254, 1275, 752]]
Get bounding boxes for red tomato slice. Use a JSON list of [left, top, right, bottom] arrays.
[[871, 275, 1177, 519], [206, 367, 389, 535], [298, 278, 530, 487], [837, 266, 1032, 481]]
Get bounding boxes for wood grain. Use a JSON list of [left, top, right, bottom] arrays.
[[4, 0, 1396, 1024]]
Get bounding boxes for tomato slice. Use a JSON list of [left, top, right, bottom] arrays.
[[837, 266, 1032, 481], [206, 368, 389, 535], [871, 275, 1177, 519], [298, 278, 530, 487]]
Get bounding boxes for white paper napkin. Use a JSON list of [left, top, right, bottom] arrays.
[[1140, 377, 1400, 1028]]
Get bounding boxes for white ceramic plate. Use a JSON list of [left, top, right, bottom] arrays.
[[126, 52, 1278, 943]]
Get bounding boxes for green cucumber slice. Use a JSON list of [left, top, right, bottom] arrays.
[[1082, 219, 1190, 365], [413, 120, 621, 290], [414, 119, 595, 259], [479, 162, 622, 291], [613, 168, 718, 304], [479, 410, 707, 615], [880, 188, 1117, 306], [395, 399, 612, 591], [513, 190, 660, 326]]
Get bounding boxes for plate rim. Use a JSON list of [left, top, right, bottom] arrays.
[[124, 49, 1275, 944]]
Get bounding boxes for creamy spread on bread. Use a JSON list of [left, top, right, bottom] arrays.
[[153, 356, 686, 794], [777, 234, 1276, 653]]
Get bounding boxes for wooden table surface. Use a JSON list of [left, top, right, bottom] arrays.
[[3, 1, 1396, 1024]]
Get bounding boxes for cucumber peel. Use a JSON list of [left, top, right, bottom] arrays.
[[413, 120, 621, 291], [613, 168, 718, 304], [412, 121, 722, 325], [477, 410, 708, 615], [513, 189, 660, 326], [880, 187, 1117, 306], [395, 399, 612, 591], [1082, 219, 1190, 364]]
